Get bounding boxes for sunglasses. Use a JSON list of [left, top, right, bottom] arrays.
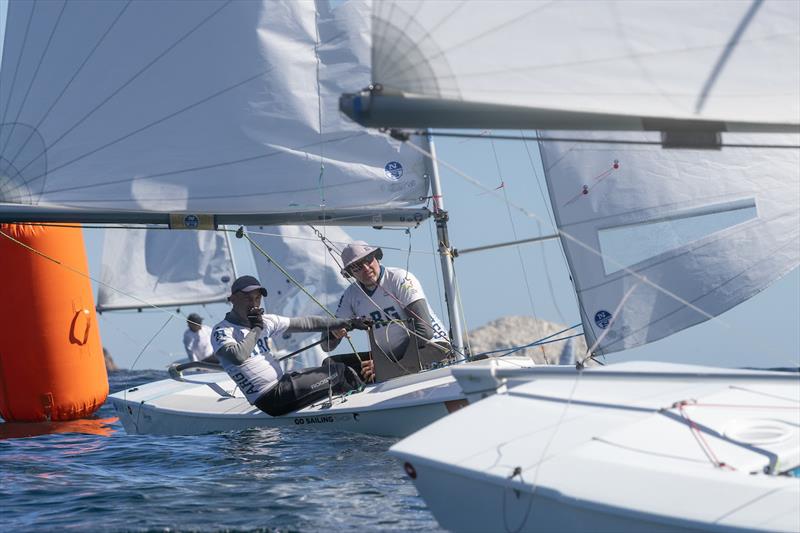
[[348, 254, 376, 273]]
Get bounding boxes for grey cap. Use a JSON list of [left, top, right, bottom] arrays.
[[340, 241, 382, 274], [186, 313, 203, 324], [230, 275, 268, 296]]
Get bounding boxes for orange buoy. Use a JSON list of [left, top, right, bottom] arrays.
[[0, 223, 108, 421]]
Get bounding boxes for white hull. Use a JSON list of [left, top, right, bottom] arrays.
[[391, 361, 800, 532], [109, 356, 535, 437]]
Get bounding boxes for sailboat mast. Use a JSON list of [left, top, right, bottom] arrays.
[[424, 132, 466, 357]]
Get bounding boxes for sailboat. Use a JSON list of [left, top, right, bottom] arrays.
[[333, 1, 800, 530], [390, 130, 800, 531], [0, 0, 542, 437], [99, 222, 538, 438]]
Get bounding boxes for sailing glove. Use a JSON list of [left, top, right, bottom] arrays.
[[247, 308, 265, 329], [347, 317, 373, 331]]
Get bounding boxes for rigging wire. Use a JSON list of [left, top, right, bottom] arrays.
[[472, 324, 582, 359], [579, 280, 642, 366], [502, 368, 583, 533], [308, 224, 461, 364], [403, 228, 413, 279], [488, 135, 547, 362], [674, 400, 736, 471], [239, 227, 358, 358], [97, 313, 175, 360], [128, 313, 175, 372], [401, 138, 726, 332], [0, 227, 197, 322], [449, 260, 473, 359], [520, 131, 569, 324], [243, 227, 438, 255], [426, 212, 447, 323], [312, 9, 335, 401]]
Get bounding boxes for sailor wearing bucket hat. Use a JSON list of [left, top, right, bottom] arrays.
[[210, 275, 371, 417], [322, 241, 450, 382]]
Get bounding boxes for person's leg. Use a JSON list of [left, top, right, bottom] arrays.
[[325, 352, 370, 377], [254, 361, 362, 417]]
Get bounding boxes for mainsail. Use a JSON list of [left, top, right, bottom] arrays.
[[75, 1, 433, 364], [0, 0, 430, 224], [539, 131, 800, 354], [341, 0, 800, 132]]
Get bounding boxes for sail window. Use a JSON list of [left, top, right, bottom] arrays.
[[597, 200, 757, 275]]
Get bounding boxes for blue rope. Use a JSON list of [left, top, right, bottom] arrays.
[[496, 332, 583, 358], [469, 323, 582, 360]]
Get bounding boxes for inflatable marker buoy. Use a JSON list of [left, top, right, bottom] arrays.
[[0, 223, 108, 422]]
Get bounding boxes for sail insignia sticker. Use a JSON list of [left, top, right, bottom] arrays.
[[384, 161, 403, 181], [594, 310, 612, 329], [184, 215, 200, 229]]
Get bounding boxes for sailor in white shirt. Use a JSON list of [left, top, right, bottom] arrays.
[[211, 275, 369, 416], [321, 242, 451, 382], [182, 313, 216, 362]]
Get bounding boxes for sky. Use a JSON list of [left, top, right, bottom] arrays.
[[2, 0, 798, 371]]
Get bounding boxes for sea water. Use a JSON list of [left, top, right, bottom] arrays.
[[0, 370, 442, 531]]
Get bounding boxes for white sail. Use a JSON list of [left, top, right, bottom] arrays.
[[96, 227, 235, 312], [248, 226, 351, 370], [342, 0, 800, 131], [0, 0, 429, 219], [539, 130, 800, 354]]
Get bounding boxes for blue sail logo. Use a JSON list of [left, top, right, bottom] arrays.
[[594, 310, 612, 329], [384, 161, 403, 181]]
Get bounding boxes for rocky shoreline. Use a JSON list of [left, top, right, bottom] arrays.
[[467, 315, 587, 364]]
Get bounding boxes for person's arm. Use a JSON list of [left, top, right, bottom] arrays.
[[214, 326, 261, 366], [320, 326, 350, 352], [311, 315, 372, 352], [183, 330, 195, 359], [200, 354, 220, 364], [288, 316, 370, 334], [405, 299, 435, 348]]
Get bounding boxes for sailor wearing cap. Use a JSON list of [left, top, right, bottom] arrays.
[[210, 275, 370, 417], [182, 313, 216, 363], [321, 241, 450, 382]]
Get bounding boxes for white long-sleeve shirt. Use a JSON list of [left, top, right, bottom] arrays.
[[183, 325, 214, 362]]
